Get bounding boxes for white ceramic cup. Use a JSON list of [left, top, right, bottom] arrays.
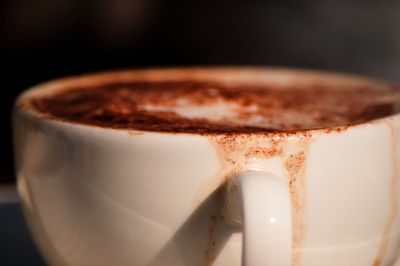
[[13, 68, 400, 266]]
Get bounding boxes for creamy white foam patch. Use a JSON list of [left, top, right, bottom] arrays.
[[140, 99, 325, 130], [141, 100, 258, 125]]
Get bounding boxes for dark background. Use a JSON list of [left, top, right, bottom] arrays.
[[2, 0, 400, 183]]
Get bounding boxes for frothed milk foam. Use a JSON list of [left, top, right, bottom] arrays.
[[22, 68, 400, 133]]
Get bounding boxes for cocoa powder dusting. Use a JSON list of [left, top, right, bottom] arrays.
[[372, 119, 399, 266], [26, 80, 400, 134]]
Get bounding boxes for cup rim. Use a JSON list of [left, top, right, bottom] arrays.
[[14, 66, 400, 136]]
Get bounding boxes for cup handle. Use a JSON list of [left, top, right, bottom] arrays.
[[227, 171, 292, 266]]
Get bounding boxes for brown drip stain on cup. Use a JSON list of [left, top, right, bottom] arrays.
[[373, 119, 399, 266], [206, 132, 313, 265], [205, 205, 224, 264]]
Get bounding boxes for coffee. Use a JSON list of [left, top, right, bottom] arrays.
[[24, 69, 400, 133]]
